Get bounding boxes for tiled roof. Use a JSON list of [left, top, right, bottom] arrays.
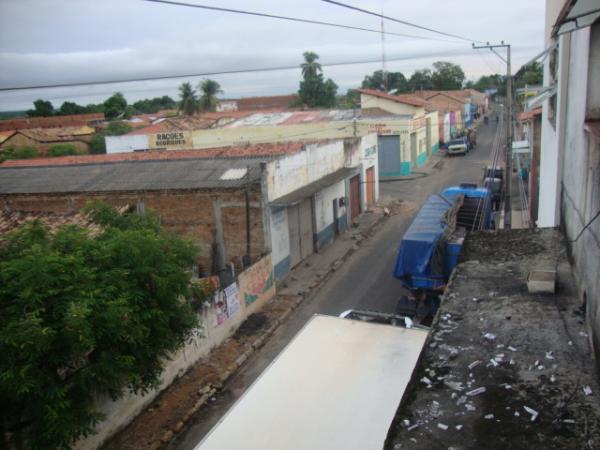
[[16, 126, 95, 142], [125, 116, 220, 135], [0, 130, 16, 144], [0, 142, 307, 168], [414, 90, 467, 104], [357, 89, 428, 107], [0, 113, 104, 132], [518, 108, 543, 121], [0, 210, 96, 235]]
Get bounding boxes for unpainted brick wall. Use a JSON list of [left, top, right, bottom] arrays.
[[1, 188, 265, 275]]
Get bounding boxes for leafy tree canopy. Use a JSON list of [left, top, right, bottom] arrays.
[[47, 143, 80, 157], [361, 70, 408, 93], [103, 93, 128, 120], [132, 95, 177, 114], [514, 61, 543, 88], [297, 51, 338, 108], [58, 101, 88, 116], [26, 99, 55, 118], [179, 82, 198, 116], [431, 61, 465, 90], [198, 79, 223, 112], [0, 203, 201, 449], [408, 69, 434, 91], [0, 145, 38, 162]]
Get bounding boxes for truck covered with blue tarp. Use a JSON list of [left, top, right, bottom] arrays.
[[393, 185, 493, 291]]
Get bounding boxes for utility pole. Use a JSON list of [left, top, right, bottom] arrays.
[[472, 41, 512, 229]]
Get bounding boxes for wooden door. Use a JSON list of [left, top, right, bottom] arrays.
[[349, 175, 361, 220]]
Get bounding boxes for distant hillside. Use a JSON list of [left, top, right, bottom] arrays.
[[0, 110, 27, 119]]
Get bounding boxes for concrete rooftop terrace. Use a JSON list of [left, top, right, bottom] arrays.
[[387, 228, 600, 450]]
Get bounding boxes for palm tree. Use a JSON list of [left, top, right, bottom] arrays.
[[198, 79, 223, 112], [301, 51, 322, 79], [179, 82, 198, 116]]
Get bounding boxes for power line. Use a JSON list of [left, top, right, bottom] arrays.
[[142, 0, 463, 43], [0, 51, 474, 92], [321, 0, 485, 44]]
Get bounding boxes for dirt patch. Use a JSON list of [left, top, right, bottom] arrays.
[[233, 313, 268, 339]]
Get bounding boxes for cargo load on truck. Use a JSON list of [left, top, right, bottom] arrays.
[[195, 315, 429, 450], [393, 185, 493, 291]]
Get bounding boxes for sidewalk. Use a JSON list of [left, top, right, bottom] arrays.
[[102, 200, 398, 450]]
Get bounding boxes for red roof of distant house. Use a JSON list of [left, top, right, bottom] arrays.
[[0, 113, 104, 132], [357, 89, 428, 107], [0, 141, 318, 168], [518, 108, 543, 121]]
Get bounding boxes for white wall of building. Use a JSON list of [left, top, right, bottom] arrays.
[[105, 134, 149, 154]]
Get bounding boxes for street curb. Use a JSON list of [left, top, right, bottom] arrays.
[[149, 210, 392, 450]]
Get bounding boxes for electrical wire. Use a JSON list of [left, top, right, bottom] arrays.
[[141, 0, 463, 43], [320, 0, 485, 44], [0, 51, 476, 92]]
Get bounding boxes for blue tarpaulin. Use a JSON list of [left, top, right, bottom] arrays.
[[393, 194, 453, 290]]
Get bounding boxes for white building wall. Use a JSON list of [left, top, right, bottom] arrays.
[[105, 135, 149, 154], [359, 133, 379, 205], [538, 32, 572, 227], [314, 180, 346, 248]]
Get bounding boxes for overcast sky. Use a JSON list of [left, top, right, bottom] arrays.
[[0, 0, 544, 111]]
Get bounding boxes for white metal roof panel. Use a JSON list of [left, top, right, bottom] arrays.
[[195, 314, 428, 450]]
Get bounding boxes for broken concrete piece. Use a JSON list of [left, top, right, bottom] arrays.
[[468, 360, 481, 370], [420, 377, 432, 385], [444, 380, 464, 391], [466, 387, 486, 396], [437, 423, 448, 431], [483, 333, 496, 341], [583, 386, 593, 396], [545, 351, 555, 360], [523, 406, 539, 421]]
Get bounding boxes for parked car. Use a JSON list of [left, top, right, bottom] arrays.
[[447, 137, 469, 156]]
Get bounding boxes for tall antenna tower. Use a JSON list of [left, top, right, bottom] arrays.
[[381, 8, 387, 91]]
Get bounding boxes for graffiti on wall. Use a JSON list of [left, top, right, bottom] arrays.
[[238, 254, 275, 306]]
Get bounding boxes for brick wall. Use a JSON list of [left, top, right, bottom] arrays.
[[1, 188, 266, 275]]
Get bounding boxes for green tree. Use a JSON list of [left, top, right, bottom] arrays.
[[297, 51, 338, 108], [0, 145, 38, 162], [106, 122, 133, 136], [103, 93, 128, 120], [89, 134, 106, 155], [178, 82, 198, 116], [408, 69, 434, 91], [47, 143, 79, 157], [58, 101, 88, 116], [198, 79, 223, 112], [132, 95, 177, 114], [361, 70, 408, 93], [514, 62, 543, 88], [431, 61, 465, 90], [0, 203, 201, 449], [26, 99, 55, 117], [301, 51, 322, 78]]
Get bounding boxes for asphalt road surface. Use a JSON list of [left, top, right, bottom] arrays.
[[168, 118, 501, 450]]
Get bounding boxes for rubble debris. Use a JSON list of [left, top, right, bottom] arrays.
[[402, 419, 410, 427], [563, 419, 575, 424], [507, 346, 517, 352], [484, 414, 494, 420], [437, 423, 448, 431], [455, 425, 463, 431], [466, 387, 486, 396], [404, 317, 414, 329], [468, 360, 481, 370], [465, 403, 476, 411], [483, 333, 496, 341], [420, 377, 432, 386], [407, 423, 419, 431], [523, 406, 539, 421], [444, 380, 464, 391], [545, 351, 555, 360], [583, 386, 593, 396], [579, 331, 589, 337], [456, 395, 467, 406]]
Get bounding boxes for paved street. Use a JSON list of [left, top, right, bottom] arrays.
[[168, 118, 501, 450]]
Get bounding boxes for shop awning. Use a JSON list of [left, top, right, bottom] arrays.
[[269, 167, 358, 207], [554, 0, 600, 35]]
